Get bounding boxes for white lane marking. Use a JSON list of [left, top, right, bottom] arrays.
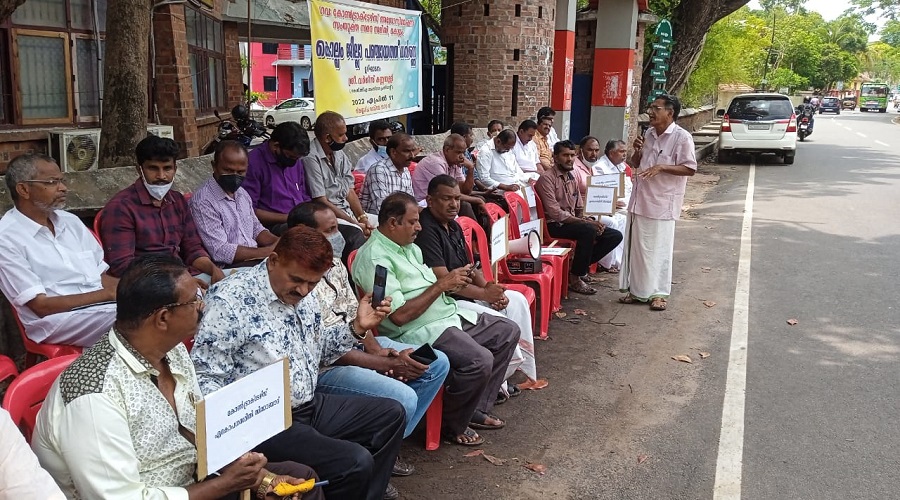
[[844, 126, 853, 130], [713, 159, 755, 500], [875, 140, 890, 147], [856, 132, 867, 138]]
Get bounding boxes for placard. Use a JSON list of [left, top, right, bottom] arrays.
[[584, 186, 617, 216], [590, 173, 620, 190], [490, 215, 509, 264], [541, 246, 571, 256], [196, 358, 291, 478], [521, 185, 537, 208], [518, 219, 543, 243]]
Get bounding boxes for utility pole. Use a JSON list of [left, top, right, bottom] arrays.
[[760, 10, 776, 90]]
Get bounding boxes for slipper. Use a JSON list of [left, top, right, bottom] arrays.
[[580, 274, 600, 284], [569, 279, 597, 295], [619, 294, 640, 304], [443, 427, 484, 446], [469, 411, 505, 430], [650, 298, 667, 311], [517, 378, 549, 390], [495, 391, 509, 406]]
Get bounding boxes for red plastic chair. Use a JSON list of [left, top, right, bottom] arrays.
[[533, 192, 595, 273], [92, 207, 105, 237], [456, 216, 542, 338], [504, 191, 571, 300], [346, 249, 443, 451], [2, 354, 79, 442], [353, 172, 366, 197], [483, 203, 558, 336], [0, 354, 18, 384], [10, 307, 82, 368]]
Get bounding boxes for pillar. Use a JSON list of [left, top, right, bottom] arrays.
[[550, 0, 576, 141], [152, 4, 199, 157], [590, 0, 638, 144]]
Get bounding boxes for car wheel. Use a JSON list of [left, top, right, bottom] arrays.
[[301, 116, 312, 130], [265, 116, 274, 127], [784, 153, 795, 165]]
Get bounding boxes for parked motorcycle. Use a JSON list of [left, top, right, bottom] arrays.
[[202, 104, 269, 155]]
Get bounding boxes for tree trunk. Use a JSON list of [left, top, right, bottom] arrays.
[[640, 0, 750, 106], [0, 0, 25, 22], [98, 0, 151, 168]]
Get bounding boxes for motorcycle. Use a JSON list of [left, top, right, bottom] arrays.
[[202, 104, 269, 155], [795, 105, 814, 142]]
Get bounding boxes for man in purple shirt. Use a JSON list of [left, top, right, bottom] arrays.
[[244, 121, 312, 232], [190, 141, 279, 268]]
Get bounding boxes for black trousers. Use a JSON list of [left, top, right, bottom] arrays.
[[253, 393, 405, 500], [547, 221, 623, 276]]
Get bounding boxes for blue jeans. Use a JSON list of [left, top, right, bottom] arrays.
[[316, 337, 450, 438]]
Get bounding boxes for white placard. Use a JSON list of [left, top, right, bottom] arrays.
[[584, 186, 617, 216], [521, 185, 537, 208], [518, 219, 543, 243], [541, 247, 571, 256], [490, 215, 509, 264], [195, 358, 291, 478], [590, 174, 620, 190]]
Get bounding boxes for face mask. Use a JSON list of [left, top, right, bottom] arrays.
[[275, 151, 296, 168], [141, 170, 174, 201], [216, 174, 245, 193], [326, 231, 346, 259], [328, 138, 347, 151], [582, 155, 599, 168], [374, 145, 388, 158]]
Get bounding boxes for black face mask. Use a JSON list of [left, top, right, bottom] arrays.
[[275, 151, 296, 168], [328, 138, 347, 151], [216, 174, 245, 193]]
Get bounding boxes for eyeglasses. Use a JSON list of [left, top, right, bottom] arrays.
[[155, 289, 204, 314], [21, 179, 65, 188], [648, 105, 667, 111]]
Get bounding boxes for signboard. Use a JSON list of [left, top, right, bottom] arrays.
[[648, 19, 674, 103], [308, 0, 423, 124], [584, 186, 617, 216], [490, 215, 509, 264], [518, 219, 543, 243], [195, 359, 291, 478], [521, 185, 537, 208]]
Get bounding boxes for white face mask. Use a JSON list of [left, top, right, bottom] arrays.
[[326, 230, 346, 259], [141, 169, 174, 201], [581, 155, 599, 168]]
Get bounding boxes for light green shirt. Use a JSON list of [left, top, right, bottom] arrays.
[[352, 229, 478, 345]]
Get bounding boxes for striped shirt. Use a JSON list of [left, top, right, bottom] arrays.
[[189, 178, 265, 265], [360, 158, 413, 214]]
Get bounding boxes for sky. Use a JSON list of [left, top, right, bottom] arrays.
[[747, 0, 886, 39]]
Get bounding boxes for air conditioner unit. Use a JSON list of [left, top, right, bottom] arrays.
[[147, 125, 175, 139], [48, 129, 101, 173]]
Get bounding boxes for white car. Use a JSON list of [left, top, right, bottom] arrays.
[[263, 98, 316, 130], [718, 93, 797, 165]]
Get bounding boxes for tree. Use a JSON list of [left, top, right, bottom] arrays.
[[853, 0, 900, 19], [878, 19, 900, 46], [768, 67, 808, 91], [759, 0, 806, 14], [98, 0, 151, 168], [826, 14, 874, 54], [0, 0, 26, 24], [640, 0, 752, 106]]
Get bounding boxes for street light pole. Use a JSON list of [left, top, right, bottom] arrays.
[[761, 11, 776, 90]]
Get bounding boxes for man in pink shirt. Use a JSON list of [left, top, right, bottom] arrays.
[[412, 133, 486, 219], [620, 94, 697, 311]]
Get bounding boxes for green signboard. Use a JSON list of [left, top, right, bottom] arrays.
[[648, 19, 674, 102]]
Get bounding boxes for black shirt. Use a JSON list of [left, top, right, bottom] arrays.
[[415, 208, 471, 271]]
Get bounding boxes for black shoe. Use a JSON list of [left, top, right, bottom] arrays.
[[391, 456, 415, 477], [384, 482, 400, 500]]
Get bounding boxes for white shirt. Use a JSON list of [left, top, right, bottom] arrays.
[[596, 155, 633, 209], [33, 330, 199, 500], [475, 142, 538, 189], [512, 136, 540, 173], [354, 148, 387, 174], [0, 208, 114, 344], [1, 409, 65, 499], [547, 127, 559, 149]]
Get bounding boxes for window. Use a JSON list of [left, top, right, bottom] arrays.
[[263, 76, 277, 92], [302, 79, 313, 97], [14, 30, 72, 123], [262, 43, 278, 54], [73, 36, 104, 121], [186, 7, 225, 112]]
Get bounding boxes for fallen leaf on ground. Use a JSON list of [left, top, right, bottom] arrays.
[[574, 308, 587, 315], [523, 462, 547, 474], [482, 453, 506, 466], [607, 350, 618, 357], [672, 354, 693, 364], [705, 225, 716, 229], [787, 318, 798, 325], [463, 449, 484, 457], [637, 454, 650, 464], [699, 352, 710, 359], [702, 300, 717, 308], [555, 311, 567, 319], [701, 267, 712, 272]]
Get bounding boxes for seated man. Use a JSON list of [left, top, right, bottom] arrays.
[[411, 133, 485, 219], [354, 120, 392, 174], [32, 254, 322, 500], [416, 175, 548, 393], [591, 138, 632, 272], [534, 141, 624, 295], [287, 201, 450, 476], [1, 408, 65, 498], [476, 129, 537, 193], [360, 133, 417, 215], [100, 135, 224, 283], [191, 226, 405, 500], [303, 111, 373, 254], [244, 121, 312, 231], [0, 154, 116, 346], [473, 119, 504, 151], [190, 140, 279, 268], [352, 192, 520, 446], [537, 107, 560, 148], [511, 120, 543, 174], [534, 116, 554, 171]]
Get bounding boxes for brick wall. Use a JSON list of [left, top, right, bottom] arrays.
[[574, 20, 595, 75], [153, 4, 200, 158], [0, 136, 48, 175], [224, 23, 245, 111], [626, 23, 645, 146], [442, 0, 557, 127]]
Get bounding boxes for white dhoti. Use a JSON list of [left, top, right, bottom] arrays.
[[19, 303, 116, 347], [619, 213, 676, 301], [599, 211, 628, 270], [455, 289, 537, 381]]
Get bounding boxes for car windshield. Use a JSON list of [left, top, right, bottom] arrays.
[[727, 97, 794, 120]]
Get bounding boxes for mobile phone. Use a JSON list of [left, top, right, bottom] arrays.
[[409, 343, 437, 365], [640, 124, 650, 135], [372, 265, 388, 306]]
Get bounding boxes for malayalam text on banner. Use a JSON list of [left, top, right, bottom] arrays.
[[308, 0, 423, 124]]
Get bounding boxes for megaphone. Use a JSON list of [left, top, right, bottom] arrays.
[[508, 230, 541, 259]]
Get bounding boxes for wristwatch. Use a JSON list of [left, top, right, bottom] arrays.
[[257, 471, 277, 499]]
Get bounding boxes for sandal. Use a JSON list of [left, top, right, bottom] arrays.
[[469, 411, 505, 430], [517, 378, 549, 390], [650, 297, 667, 311], [507, 385, 522, 397], [580, 274, 600, 284], [619, 294, 640, 304], [443, 427, 484, 446], [569, 279, 597, 295]]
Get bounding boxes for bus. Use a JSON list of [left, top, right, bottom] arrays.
[[859, 83, 890, 113]]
